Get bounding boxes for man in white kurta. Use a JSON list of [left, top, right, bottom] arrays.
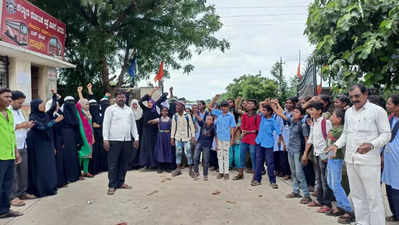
[[330, 85, 391, 225]]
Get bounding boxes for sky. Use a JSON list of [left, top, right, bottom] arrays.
[[140, 0, 314, 100]]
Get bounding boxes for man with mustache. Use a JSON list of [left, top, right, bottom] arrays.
[[328, 84, 391, 225]]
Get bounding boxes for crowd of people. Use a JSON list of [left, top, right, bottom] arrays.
[[0, 83, 398, 225]]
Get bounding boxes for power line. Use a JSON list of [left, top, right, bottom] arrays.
[[223, 22, 305, 26]]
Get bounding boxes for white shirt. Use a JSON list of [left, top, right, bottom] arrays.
[[103, 104, 139, 142], [335, 101, 391, 165], [9, 106, 27, 149], [171, 112, 195, 142], [307, 117, 332, 156]]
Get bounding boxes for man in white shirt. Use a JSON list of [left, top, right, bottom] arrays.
[[329, 84, 391, 225], [9, 91, 35, 207], [103, 90, 139, 195]]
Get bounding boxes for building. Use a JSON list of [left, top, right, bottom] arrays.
[[0, 0, 75, 109]]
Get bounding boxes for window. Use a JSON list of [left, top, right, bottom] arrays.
[[0, 56, 9, 88]]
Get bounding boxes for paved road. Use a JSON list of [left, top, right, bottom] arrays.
[[0, 168, 396, 225]]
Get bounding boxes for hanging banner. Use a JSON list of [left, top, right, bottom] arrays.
[[1, 0, 66, 58]]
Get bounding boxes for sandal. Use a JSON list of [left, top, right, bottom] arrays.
[[317, 206, 331, 213], [300, 197, 312, 204], [307, 201, 321, 207], [0, 210, 23, 218], [286, 192, 301, 199], [326, 208, 345, 217], [251, 180, 261, 186], [233, 174, 244, 180], [119, 184, 132, 189], [386, 216, 399, 222], [107, 188, 116, 195], [338, 213, 354, 224]]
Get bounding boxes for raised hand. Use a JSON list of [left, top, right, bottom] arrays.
[[77, 86, 83, 93]]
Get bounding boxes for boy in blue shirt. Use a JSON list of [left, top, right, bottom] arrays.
[[253, 104, 282, 189], [211, 101, 236, 180]]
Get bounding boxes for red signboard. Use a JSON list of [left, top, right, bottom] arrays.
[[1, 0, 66, 58]]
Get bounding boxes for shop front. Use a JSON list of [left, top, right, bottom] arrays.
[[0, 0, 74, 107]]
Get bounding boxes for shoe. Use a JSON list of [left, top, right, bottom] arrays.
[[246, 169, 254, 174], [10, 198, 25, 207], [270, 183, 278, 189], [20, 193, 37, 200], [203, 176, 208, 181], [299, 197, 312, 204], [286, 192, 302, 199], [189, 167, 194, 178], [216, 173, 224, 179], [224, 174, 230, 180], [251, 180, 261, 186], [84, 173, 94, 178], [171, 169, 182, 177], [157, 169, 163, 174]]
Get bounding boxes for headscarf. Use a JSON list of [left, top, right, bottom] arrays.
[[89, 99, 102, 125], [130, 99, 143, 120], [29, 99, 48, 123], [76, 100, 94, 145], [61, 97, 80, 127]]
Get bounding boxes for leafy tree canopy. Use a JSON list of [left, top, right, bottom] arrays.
[[33, 0, 229, 98], [305, 0, 399, 92], [221, 74, 279, 103]]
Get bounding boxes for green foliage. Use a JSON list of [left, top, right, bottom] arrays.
[[222, 74, 279, 103], [33, 0, 229, 97], [305, 0, 399, 93]]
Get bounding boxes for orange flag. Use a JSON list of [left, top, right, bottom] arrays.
[[316, 84, 322, 95], [154, 61, 164, 82], [296, 63, 302, 79]]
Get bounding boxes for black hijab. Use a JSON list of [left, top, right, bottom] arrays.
[[29, 99, 50, 123], [62, 100, 79, 127], [89, 101, 102, 125], [100, 99, 110, 119]]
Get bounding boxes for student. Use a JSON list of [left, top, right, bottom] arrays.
[[211, 101, 236, 180], [234, 99, 260, 180], [193, 115, 216, 181], [302, 102, 333, 213], [154, 107, 174, 173], [271, 101, 311, 203], [171, 100, 196, 177], [252, 103, 282, 189], [325, 108, 354, 223]]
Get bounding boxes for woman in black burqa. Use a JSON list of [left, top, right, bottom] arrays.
[[61, 97, 83, 182], [27, 94, 63, 197]]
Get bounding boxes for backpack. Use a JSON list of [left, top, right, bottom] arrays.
[[389, 117, 399, 142], [321, 118, 328, 141], [173, 113, 191, 138]]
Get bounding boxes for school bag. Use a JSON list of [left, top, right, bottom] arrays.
[[173, 113, 191, 137]]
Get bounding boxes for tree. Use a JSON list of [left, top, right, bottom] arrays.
[[305, 0, 399, 92], [270, 60, 289, 102], [222, 74, 279, 103], [34, 0, 229, 98]]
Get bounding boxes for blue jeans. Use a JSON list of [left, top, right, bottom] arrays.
[[288, 152, 310, 197], [327, 159, 352, 212], [176, 141, 193, 166], [255, 145, 275, 184], [239, 143, 256, 169], [0, 160, 14, 214]]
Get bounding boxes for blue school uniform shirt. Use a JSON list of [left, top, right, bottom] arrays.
[[256, 115, 281, 148], [273, 114, 284, 151], [382, 116, 399, 190], [212, 109, 236, 142]]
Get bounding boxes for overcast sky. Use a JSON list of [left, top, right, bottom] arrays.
[[140, 0, 314, 100]]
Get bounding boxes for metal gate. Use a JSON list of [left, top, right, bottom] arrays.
[[0, 56, 9, 88]]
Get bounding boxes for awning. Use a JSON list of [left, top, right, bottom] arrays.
[[0, 41, 75, 68]]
